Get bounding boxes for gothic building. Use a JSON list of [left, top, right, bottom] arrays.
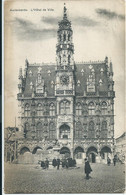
[[17, 5, 115, 163]]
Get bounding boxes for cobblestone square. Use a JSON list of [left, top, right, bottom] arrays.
[[4, 162, 125, 194]]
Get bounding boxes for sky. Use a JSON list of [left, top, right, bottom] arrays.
[[4, 0, 125, 138]]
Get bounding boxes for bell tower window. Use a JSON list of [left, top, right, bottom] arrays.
[[63, 33, 66, 41], [68, 55, 71, 64], [68, 34, 70, 41], [59, 34, 61, 42], [59, 55, 61, 64]]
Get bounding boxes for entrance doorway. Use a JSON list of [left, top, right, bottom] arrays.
[[90, 152, 96, 163], [60, 147, 70, 158], [87, 146, 98, 163]]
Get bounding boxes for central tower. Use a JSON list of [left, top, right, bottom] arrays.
[[55, 4, 75, 157], [56, 4, 74, 67]]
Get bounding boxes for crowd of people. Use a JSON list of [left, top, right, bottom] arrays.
[[40, 155, 120, 181], [40, 157, 76, 170]]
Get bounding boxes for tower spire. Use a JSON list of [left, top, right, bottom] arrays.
[[63, 3, 67, 19]]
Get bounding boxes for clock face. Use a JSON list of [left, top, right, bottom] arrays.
[[60, 74, 69, 85]]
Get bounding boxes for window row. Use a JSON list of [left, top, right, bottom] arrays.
[[24, 101, 109, 117], [76, 101, 109, 115], [24, 122, 56, 139], [75, 121, 108, 131], [24, 100, 71, 116], [24, 103, 55, 117]]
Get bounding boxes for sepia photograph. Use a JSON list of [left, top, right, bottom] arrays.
[[3, 0, 125, 194]]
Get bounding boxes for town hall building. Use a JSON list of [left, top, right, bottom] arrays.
[[16, 5, 115, 164]]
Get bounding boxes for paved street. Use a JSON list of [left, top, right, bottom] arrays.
[[4, 162, 125, 193]]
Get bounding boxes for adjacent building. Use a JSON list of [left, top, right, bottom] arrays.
[[16, 5, 115, 163], [115, 132, 126, 163]]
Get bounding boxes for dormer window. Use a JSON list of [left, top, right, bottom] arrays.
[[30, 82, 33, 89], [89, 65, 93, 69], [87, 74, 95, 92], [29, 70, 32, 76], [48, 70, 51, 76], [38, 67, 42, 73], [81, 69, 84, 76], [91, 68, 95, 74], [77, 80, 80, 86], [99, 79, 103, 85], [38, 74, 41, 84], [100, 68, 104, 74], [51, 81, 54, 88]]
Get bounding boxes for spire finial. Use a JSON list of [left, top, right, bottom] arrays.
[[63, 3, 67, 19]]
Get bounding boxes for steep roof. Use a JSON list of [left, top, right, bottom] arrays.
[[22, 61, 109, 97], [24, 64, 56, 97], [75, 62, 108, 96]]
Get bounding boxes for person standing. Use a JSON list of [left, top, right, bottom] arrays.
[[52, 157, 57, 168], [84, 158, 92, 180], [107, 157, 111, 166], [41, 161, 46, 169], [113, 156, 116, 166], [57, 158, 60, 170], [45, 158, 49, 169]]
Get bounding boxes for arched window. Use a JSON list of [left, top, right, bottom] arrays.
[[75, 121, 82, 139], [101, 121, 107, 138], [76, 103, 82, 116], [68, 34, 70, 41], [37, 103, 43, 116], [88, 121, 95, 138], [24, 104, 30, 117], [102, 121, 107, 130], [49, 122, 55, 139], [49, 103, 55, 116], [59, 55, 61, 64], [24, 122, 29, 138], [88, 102, 95, 115], [59, 124, 70, 139], [63, 33, 66, 41], [36, 122, 43, 139], [101, 101, 107, 115], [60, 100, 70, 115], [59, 34, 61, 41], [68, 55, 71, 64], [89, 121, 94, 131]]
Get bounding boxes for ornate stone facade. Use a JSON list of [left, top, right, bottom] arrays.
[[17, 5, 115, 163]]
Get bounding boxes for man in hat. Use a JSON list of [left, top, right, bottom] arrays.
[[84, 158, 92, 179]]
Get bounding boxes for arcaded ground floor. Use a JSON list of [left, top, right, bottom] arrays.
[[4, 162, 125, 193]]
